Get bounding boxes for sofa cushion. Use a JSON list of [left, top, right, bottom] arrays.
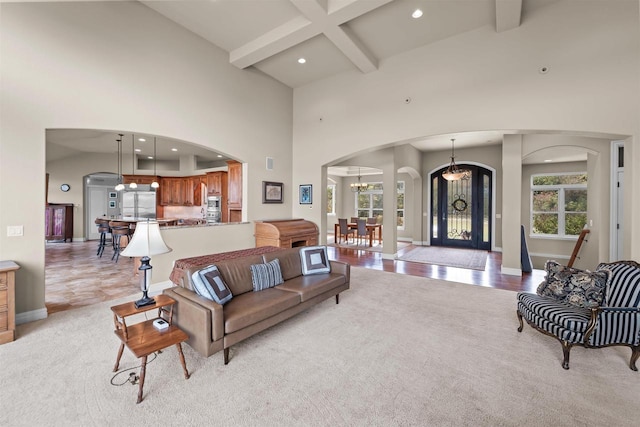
[[263, 248, 302, 280], [277, 273, 346, 302], [250, 259, 284, 292], [214, 254, 266, 296], [595, 260, 640, 307], [191, 264, 233, 305], [300, 246, 331, 275], [517, 293, 589, 343], [223, 288, 301, 333], [537, 260, 610, 308]]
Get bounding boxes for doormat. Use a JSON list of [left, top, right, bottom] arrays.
[[398, 246, 488, 270]]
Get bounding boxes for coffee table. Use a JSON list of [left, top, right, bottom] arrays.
[[111, 294, 190, 403]]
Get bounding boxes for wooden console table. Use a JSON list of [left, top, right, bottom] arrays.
[[111, 294, 190, 403], [0, 261, 20, 345]]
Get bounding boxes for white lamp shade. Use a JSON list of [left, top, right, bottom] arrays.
[[120, 221, 172, 257]]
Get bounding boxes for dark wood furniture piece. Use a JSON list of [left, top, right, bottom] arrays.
[[227, 160, 242, 222], [45, 203, 73, 242], [333, 222, 382, 247], [111, 294, 190, 404], [567, 229, 590, 268], [0, 261, 20, 345], [254, 219, 319, 248]]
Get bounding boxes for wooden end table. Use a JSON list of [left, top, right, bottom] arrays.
[[110, 294, 190, 404]]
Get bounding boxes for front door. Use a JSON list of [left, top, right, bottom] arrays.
[[430, 165, 492, 250]]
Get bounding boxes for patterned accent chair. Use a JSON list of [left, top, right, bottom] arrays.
[[516, 260, 640, 370]]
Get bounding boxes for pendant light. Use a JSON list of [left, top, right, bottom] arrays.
[[150, 137, 159, 189], [350, 167, 369, 193], [442, 139, 470, 181], [129, 134, 138, 189], [114, 134, 125, 191]]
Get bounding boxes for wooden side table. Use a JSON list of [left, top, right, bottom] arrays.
[[0, 261, 20, 345], [110, 294, 190, 404]]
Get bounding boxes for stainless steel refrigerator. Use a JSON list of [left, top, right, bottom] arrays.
[[122, 190, 156, 219]]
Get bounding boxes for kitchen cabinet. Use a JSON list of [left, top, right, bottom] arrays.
[[45, 204, 73, 242], [227, 160, 242, 222], [159, 177, 201, 206], [122, 175, 159, 185], [206, 171, 227, 196]]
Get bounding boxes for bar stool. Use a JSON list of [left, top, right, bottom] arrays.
[[95, 218, 111, 258], [109, 221, 130, 263]]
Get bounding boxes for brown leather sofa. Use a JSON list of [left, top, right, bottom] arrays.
[[163, 247, 350, 364]]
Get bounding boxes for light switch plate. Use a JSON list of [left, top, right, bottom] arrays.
[[7, 225, 23, 237]]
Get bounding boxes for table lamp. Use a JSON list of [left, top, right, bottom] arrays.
[[120, 220, 172, 308]]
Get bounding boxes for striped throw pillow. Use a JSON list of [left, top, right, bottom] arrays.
[[250, 259, 284, 292]]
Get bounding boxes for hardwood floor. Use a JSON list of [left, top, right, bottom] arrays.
[[45, 239, 543, 314]]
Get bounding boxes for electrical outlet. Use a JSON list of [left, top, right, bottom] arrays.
[[7, 225, 23, 237]]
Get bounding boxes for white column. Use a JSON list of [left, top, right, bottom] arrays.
[[501, 135, 522, 275]]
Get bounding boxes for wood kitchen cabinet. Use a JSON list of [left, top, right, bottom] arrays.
[[227, 160, 242, 222], [122, 175, 159, 185], [159, 177, 201, 206], [45, 204, 73, 242], [0, 261, 19, 345], [206, 171, 227, 196]]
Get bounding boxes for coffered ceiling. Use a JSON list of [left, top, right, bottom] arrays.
[[142, 0, 558, 88]]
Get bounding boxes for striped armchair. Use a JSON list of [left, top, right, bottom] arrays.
[[516, 260, 640, 370]]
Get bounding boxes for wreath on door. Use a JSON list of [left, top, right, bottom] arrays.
[[452, 198, 468, 212]]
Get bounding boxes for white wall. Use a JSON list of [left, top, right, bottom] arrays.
[[0, 2, 292, 316], [292, 0, 639, 263]]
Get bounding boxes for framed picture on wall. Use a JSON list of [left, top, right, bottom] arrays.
[[263, 181, 283, 204], [108, 201, 116, 208], [299, 184, 312, 204], [108, 192, 117, 199]]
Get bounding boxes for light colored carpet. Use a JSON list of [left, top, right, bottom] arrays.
[[398, 246, 489, 270], [1, 268, 638, 426]]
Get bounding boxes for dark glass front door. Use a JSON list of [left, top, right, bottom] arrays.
[[430, 165, 492, 250]]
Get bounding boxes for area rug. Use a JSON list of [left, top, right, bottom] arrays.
[[398, 245, 488, 270], [1, 268, 638, 426]]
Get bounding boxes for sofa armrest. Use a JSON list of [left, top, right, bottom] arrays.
[[330, 260, 350, 284], [164, 287, 225, 342]]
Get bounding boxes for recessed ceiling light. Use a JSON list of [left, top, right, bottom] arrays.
[[411, 9, 423, 19], [297, 58, 306, 64], [544, 159, 553, 163], [147, 156, 153, 159], [135, 148, 141, 152], [138, 138, 146, 142], [171, 148, 178, 152], [217, 155, 223, 158]]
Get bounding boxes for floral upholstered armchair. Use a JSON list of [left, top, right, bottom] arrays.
[[516, 260, 640, 370]]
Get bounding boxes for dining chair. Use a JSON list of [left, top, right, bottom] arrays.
[[350, 217, 359, 223], [337, 218, 355, 244], [355, 219, 369, 246], [366, 217, 377, 224]]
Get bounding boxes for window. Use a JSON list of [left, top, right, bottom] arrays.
[[326, 184, 336, 215], [531, 173, 587, 237], [397, 181, 405, 229], [354, 181, 405, 228]]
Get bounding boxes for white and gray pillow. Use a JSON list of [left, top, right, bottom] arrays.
[[300, 246, 331, 275], [191, 264, 233, 305]]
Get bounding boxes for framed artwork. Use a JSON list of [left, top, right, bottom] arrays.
[[299, 184, 312, 204], [108, 192, 117, 199], [108, 201, 116, 208], [263, 181, 283, 204]]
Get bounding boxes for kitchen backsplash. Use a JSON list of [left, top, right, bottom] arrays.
[[163, 204, 206, 219]]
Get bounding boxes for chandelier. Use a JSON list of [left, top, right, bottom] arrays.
[[114, 134, 125, 191], [442, 139, 470, 181], [350, 168, 369, 193]]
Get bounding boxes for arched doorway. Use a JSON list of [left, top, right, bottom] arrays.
[[430, 164, 492, 250]]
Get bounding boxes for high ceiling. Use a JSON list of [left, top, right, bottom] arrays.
[[142, 0, 558, 88]]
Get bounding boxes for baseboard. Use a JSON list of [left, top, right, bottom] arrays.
[[16, 308, 48, 325], [529, 252, 570, 260], [501, 266, 522, 276], [73, 237, 87, 242], [412, 240, 427, 245], [381, 253, 396, 260]]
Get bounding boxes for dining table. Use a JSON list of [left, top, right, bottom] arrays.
[[333, 222, 382, 247]]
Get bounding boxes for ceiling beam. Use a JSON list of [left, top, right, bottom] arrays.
[[229, 0, 391, 72], [495, 0, 522, 33]]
